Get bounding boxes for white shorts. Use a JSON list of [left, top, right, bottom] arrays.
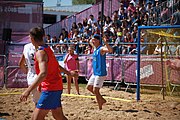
[[31, 87, 41, 104], [87, 74, 106, 88], [27, 73, 40, 103], [27, 73, 37, 85]]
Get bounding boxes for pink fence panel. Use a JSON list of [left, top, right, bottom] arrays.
[[112, 58, 122, 81], [87, 7, 93, 16], [104, 0, 110, 16], [170, 69, 180, 84], [124, 61, 136, 83], [0, 67, 4, 87], [8, 53, 22, 66], [106, 58, 113, 81], [140, 56, 166, 85], [61, 19, 69, 31], [0, 55, 6, 88], [6, 66, 28, 88], [67, 15, 76, 31], [111, 55, 168, 86], [119, 56, 136, 83], [76, 11, 88, 23], [89, 4, 99, 20], [85, 9, 93, 18], [44, 21, 62, 38], [112, 0, 120, 13]]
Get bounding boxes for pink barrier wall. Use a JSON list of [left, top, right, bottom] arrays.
[[6, 67, 28, 88], [169, 69, 180, 84], [140, 61, 166, 85], [4, 54, 180, 88], [0, 67, 4, 87], [112, 58, 123, 81]]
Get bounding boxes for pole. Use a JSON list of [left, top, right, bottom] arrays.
[[160, 37, 165, 100], [136, 27, 141, 101], [101, 0, 104, 37]]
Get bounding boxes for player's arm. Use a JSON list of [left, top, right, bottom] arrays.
[[89, 38, 95, 49], [59, 65, 78, 77], [18, 54, 28, 74], [20, 50, 48, 101], [64, 53, 69, 63], [75, 55, 80, 72], [59, 65, 70, 75], [101, 36, 113, 55]]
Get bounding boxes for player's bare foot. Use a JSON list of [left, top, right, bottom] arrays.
[[98, 99, 106, 110]]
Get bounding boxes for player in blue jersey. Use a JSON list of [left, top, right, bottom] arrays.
[[86, 34, 113, 110]]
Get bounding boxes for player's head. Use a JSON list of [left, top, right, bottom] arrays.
[[68, 46, 75, 55], [29, 26, 45, 43], [92, 34, 102, 47]]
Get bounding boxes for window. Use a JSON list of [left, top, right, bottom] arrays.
[[43, 14, 56, 24]]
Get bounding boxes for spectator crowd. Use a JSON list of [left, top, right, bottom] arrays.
[[44, 0, 180, 56]]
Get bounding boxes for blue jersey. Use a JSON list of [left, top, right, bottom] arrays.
[[92, 45, 107, 76]]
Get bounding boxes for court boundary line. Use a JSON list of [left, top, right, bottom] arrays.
[[0, 92, 132, 102]]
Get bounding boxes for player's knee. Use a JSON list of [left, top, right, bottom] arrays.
[[86, 85, 92, 91], [93, 88, 100, 94]]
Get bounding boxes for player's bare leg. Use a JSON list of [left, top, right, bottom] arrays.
[[66, 75, 72, 94], [94, 87, 106, 110], [73, 77, 80, 95]]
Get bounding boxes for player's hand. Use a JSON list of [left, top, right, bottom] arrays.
[[37, 85, 41, 92], [103, 36, 108, 43], [70, 71, 79, 77], [20, 90, 30, 102]]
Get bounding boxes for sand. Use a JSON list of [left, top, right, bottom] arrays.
[[0, 85, 180, 120]]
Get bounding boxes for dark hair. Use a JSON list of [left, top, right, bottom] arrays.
[[92, 34, 101, 40], [30, 26, 44, 42], [90, 14, 94, 17], [47, 34, 50, 37]]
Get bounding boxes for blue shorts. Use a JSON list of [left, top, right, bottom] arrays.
[[36, 90, 62, 109]]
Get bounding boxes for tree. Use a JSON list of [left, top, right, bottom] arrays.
[[72, 0, 95, 5]]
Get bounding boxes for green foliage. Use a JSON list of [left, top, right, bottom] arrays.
[[72, 0, 95, 5]]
